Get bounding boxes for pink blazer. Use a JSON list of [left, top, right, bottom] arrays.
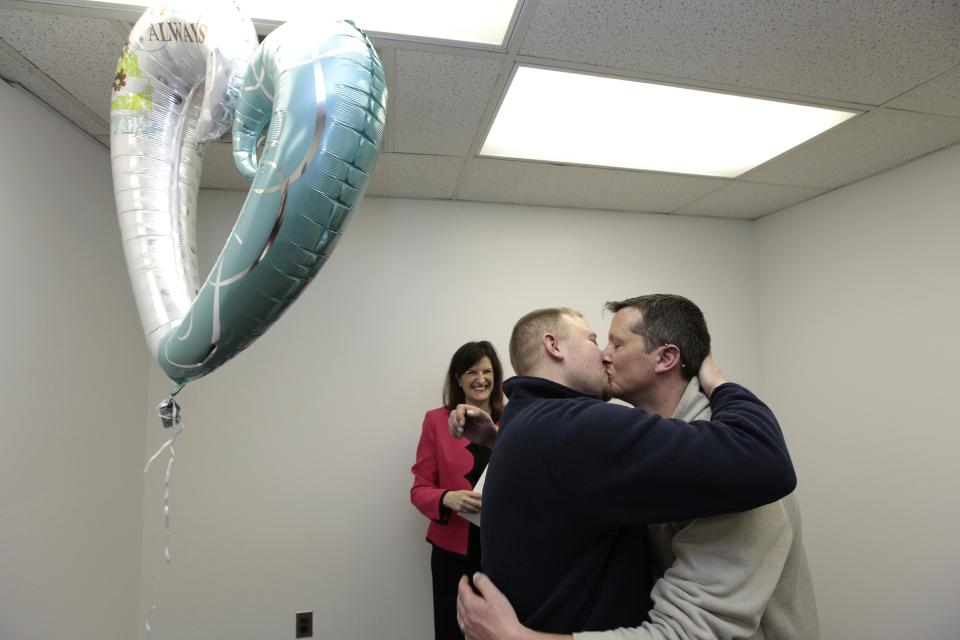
[[410, 407, 482, 555]]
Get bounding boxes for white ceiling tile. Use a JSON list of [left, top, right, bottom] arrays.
[[393, 49, 502, 155], [744, 109, 960, 188], [0, 37, 108, 135], [888, 66, 960, 117], [459, 159, 727, 213], [3, 0, 958, 210], [675, 182, 827, 220], [515, 1, 610, 67], [0, 8, 125, 123], [520, 0, 960, 105], [366, 153, 465, 199]]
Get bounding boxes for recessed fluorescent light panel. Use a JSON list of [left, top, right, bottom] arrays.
[[67, 0, 520, 45], [481, 66, 858, 177]]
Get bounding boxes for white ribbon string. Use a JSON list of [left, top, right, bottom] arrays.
[[144, 399, 184, 639]]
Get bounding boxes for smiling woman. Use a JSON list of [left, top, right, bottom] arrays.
[[410, 340, 505, 640]]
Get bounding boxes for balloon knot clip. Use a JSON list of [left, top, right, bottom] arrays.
[[157, 397, 183, 429]]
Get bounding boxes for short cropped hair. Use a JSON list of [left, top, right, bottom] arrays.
[[509, 307, 582, 376], [443, 341, 506, 421], [604, 294, 710, 380]]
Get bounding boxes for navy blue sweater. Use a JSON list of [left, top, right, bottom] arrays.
[[480, 376, 796, 634]]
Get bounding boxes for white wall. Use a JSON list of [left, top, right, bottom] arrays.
[[137, 193, 763, 639], [756, 144, 960, 639], [0, 81, 148, 640]]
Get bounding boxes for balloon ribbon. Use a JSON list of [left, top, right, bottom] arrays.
[[144, 397, 185, 638]]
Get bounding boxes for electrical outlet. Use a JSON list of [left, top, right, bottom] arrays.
[[295, 611, 313, 638]]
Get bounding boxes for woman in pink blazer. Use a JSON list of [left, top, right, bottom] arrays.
[[411, 340, 505, 640]]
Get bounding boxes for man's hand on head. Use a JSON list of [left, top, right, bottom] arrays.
[[698, 353, 729, 398], [448, 404, 498, 448]]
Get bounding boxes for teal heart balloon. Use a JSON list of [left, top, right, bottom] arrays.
[[111, 2, 387, 390]]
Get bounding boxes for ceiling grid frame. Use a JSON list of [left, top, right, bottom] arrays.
[[0, 0, 957, 219]]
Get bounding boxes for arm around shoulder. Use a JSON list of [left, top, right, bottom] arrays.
[[705, 382, 797, 507], [562, 383, 795, 527], [698, 353, 796, 507]]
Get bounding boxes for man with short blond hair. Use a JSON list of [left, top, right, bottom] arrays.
[[508, 307, 582, 377]]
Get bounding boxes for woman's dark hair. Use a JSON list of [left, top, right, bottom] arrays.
[[443, 341, 505, 422]]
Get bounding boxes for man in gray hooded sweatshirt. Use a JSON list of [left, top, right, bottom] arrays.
[[454, 294, 820, 640]]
